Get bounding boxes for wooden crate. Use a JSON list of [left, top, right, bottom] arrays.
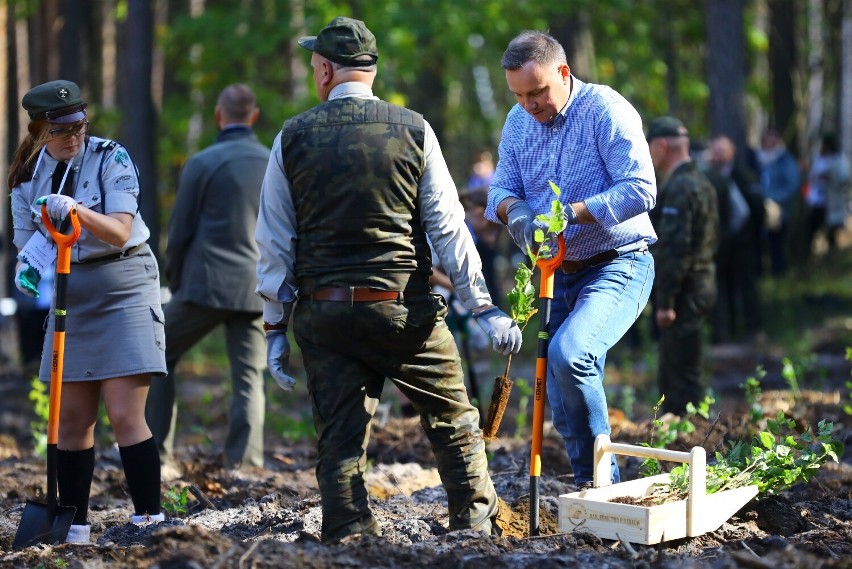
[[558, 435, 758, 545]]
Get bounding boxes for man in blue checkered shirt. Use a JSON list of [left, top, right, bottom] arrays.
[[485, 30, 657, 488]]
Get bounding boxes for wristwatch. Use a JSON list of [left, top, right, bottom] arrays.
[[262, 321, 287, 333]]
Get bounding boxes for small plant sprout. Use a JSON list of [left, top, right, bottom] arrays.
[[162, 485, 190, 516], [740, 367, 766, 424]]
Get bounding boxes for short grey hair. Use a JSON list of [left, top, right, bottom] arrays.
[[501, 31, 567, 70], [330, 59, 376, 73]]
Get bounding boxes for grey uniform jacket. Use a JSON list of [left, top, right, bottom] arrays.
[[166, 126, 270, 312]]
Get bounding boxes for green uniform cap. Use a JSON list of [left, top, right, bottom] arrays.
[[22, 79, 87, 123], [298, 16, 378, 67]]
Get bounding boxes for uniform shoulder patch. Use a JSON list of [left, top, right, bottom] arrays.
[[114, 148, 130, 168], [95, 140, 117, 153]]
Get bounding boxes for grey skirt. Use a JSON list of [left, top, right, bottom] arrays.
[[39, 244, 167, 382]]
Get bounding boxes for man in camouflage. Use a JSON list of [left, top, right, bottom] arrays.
[[647, 117, 719, 415], [254, 17, 523, 543]]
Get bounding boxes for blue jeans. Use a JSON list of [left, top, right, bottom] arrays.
[[546, 250, 654, 485]]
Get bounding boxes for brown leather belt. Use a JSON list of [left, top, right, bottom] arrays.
[[302, 287, 415, 302], [560, 249, 620, 274]]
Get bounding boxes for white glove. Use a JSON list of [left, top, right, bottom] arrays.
[[37, 194, 77, 221], [15, 261, 41, 298], [473, 306, 523, 356], [265, 329, 296, 390]]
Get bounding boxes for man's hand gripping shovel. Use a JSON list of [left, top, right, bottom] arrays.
[[13, 205, 81, 548]]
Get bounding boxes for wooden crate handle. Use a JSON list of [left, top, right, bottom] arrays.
[[592, 434, 706, 536]]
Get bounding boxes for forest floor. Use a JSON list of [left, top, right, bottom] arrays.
[[0, 333, 850, 568]]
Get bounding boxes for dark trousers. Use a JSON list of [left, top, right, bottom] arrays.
[[657, 288, 714, 415], [145, 300, 266, 468], [294, 293, 496, 543]]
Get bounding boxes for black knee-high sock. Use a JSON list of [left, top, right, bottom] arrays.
[[57, 447, 95, 525], [119, 437, 161, 516]]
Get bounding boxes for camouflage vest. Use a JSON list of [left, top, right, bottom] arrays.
[[279, 97, 432, 294]]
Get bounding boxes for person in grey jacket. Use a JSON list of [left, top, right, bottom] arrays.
[[145, 84, 270, 476]]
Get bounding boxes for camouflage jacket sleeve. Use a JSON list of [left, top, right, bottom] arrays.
[[651, 162, 718, 309]]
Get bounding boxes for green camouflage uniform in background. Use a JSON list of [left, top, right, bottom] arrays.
[[649, 160, 719, 414], [280, 97, 497, 542]]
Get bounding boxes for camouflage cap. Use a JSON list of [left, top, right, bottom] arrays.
[[645, 117, 689, 142], [298, 16, 378, 67], [22, 80, 88, 123], [646, 116, 688, 141]]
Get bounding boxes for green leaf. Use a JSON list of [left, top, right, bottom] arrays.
[[758, 431, 775, 450]]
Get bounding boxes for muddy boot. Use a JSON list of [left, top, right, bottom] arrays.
[[322, 514, 381, 544]]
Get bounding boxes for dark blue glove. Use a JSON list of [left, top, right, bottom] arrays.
[[506, 200, 536, 255]]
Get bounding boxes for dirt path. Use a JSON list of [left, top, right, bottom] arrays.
[[0, 345, 850, 568]]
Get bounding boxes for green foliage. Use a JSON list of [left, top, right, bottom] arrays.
[[639, 394, 716, 477], [506, 181, 565, 326], [740, 367, 766, 424], [506, 263, 537, 326], [269, 413, 316, 443], [660, 414, 842, 498], [845, 347, 852, 416], [162, 485, 190, 516], [28, 378, 49, 458], [512, 379, 533, 440], [33, 559, 69, 569]]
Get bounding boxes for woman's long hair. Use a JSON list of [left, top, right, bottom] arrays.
[[8, 120, 50, 190]]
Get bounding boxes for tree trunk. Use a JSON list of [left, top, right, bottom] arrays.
[[58, 0, 88, 85], [119, 0, 160, 261], [101, 0, 117, 109], [806, 0, 824, 159], [31, 0, 59, 83], [842, 0, 852, 161], [768, 0, 798, 151], [550, 9, 597, 83], [705, 0, 749, 154], [1, 3, 9, 299]]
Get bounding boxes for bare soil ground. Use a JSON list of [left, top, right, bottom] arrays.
[[0, 344, 850, 569]]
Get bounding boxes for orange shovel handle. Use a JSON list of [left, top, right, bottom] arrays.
[[41, 206, 81, 275], [41, 205, 80, 445]]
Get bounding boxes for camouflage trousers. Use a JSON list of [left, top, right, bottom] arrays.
[[293, 293, 497, 543], [657, 287, 715, 414]]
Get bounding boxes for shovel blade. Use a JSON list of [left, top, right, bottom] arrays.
[[12, 499, 77, 549]]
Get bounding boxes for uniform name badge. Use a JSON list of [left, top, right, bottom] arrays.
[[17, 231, 57, 276]]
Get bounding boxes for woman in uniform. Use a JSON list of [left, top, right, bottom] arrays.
[[9, 80, 166, 544]]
